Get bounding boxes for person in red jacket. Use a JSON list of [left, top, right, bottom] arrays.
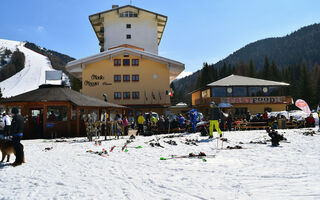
[[306, 114, 315, 127], [262, 111, 268, 122]]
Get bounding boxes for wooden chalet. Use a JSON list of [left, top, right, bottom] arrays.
[[1, 85, 128, 139]]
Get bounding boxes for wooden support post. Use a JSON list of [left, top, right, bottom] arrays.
[[76, 107, 80, 137], [67, 103, 71, 137], [43, 105, 47, 138]]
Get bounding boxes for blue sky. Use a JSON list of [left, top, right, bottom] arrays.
[[1, 0, 320, 73]]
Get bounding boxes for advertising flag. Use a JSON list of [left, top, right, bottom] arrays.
[[295, 99, 311, 115]]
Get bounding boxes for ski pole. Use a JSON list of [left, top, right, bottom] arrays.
[[221, 133, 223, 149]]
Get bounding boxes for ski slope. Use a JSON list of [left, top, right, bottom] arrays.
[[1, 128, 320, 200], [0, 39, 56, 97]]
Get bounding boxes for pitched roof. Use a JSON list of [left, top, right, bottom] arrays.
[[89, 5, 167, 46], [1, 85, 126, 108], [207, 74, 290, 87], [65, 47, 184, 82]]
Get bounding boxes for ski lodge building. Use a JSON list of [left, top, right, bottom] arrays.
[[66, 5, 184, 116], [191, 75, 293, 116]]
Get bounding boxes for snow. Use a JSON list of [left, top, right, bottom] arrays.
[[1, 128, 320, 199], [0, 39, 56, 98], [175, 71, 193, 80]]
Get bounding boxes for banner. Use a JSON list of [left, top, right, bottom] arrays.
[[295, 99, 311, 115], [45, 70, 62, 80]]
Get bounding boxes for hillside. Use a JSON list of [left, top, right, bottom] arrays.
[[24, 42, 81, 91], [0, 39, 57, 97], [173, 23, 320, 103], [214, 23, 320, 70]]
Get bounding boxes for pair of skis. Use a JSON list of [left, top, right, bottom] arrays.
[[86, 149, 109, 157], [160, 152, 215, 162]]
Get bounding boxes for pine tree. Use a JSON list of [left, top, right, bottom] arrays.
[[0, 56, 6, 66], [248, 59, 256, 77], [219, 62, 227, 78], [270, 61, 280, 81], [316, 71, 320, 106], [70, 77, 82, 92], [298, 62, 313, 105], [198, 62, 213, 88], [262, 56, 271, 80]]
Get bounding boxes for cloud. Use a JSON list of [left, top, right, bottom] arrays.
[[37, 26, 45, 32], [175, 71, 193, 79]]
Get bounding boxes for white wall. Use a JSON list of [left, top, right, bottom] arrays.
[[103, 11, 159, 54]]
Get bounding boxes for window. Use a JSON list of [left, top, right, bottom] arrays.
[[211, 87, 226, 97], [123, 92, 130, 99], [47, 106, 68, 121], [233, 87, 247, 97], [248, 87, 264, 97], [126, 34, 131, 39], [132, 59, 139, 66], [126, 24, 131, 28], [132, 92, 140, 99], [267, 87, 281, 96], [123, 75, 130, 82], [114, 59, 121, 66], [114, 92, 121, 99], [79, 109, 88, 120], [114, 75, 121, 82], [123, 59, 130, 66], [132, 74, 139, 82], [120, 11, 138, 17], [71, 105, 76, 120]]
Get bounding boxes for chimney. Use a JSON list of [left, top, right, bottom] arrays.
[[112, 5, 119, 9]]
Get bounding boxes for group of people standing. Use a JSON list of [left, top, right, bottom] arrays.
[[2, 108, 24, 166]]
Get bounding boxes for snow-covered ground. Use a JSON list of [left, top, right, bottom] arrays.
[[0, 39, 56, 97], [1, 128, 320, 200]]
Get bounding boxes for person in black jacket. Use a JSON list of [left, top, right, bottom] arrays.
[[227, 111, 233, 131], [9, 107, 24, 166], [209, 102, 222, 138], [266, 127, 281, 146]]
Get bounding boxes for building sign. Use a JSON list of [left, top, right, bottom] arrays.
[[84, 74, 112, 87], [221, 96, 284, 104], [201, 89, 210, 98]]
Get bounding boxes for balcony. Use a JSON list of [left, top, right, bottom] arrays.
[[194, 96, 293, 106]]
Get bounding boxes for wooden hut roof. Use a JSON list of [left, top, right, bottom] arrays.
[[2, 85, 126, 108]]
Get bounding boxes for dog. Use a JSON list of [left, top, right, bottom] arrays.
[[0, 139, 25, 165]]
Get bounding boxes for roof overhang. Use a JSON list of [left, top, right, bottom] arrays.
[[89, 5, 168, 50], [207, 74, 290, 87], [66, 47, 184, 82]]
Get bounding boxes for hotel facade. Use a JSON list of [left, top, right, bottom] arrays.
[[66, 5, 184, 116]]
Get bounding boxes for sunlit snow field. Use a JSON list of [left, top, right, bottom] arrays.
[[1, 128, 320, 200]]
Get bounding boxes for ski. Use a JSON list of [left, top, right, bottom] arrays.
[[110, 145, 116, 152], [160, 152, 215, 160], [86, 149, 109, 157]]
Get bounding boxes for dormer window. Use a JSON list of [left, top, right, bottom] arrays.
[[120, 11, 138, 17]]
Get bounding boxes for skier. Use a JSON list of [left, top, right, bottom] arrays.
[[122, 116, 129, 136], [209, 102, 222, 138], [136, 113, 145, 135], [189, 109, 198, 133], [2, 112, 11, 138], [266, 127, 281, 146], [9, 107, 24, 166], [226, 111, 233, 131], [179, 114, 185, 133]]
